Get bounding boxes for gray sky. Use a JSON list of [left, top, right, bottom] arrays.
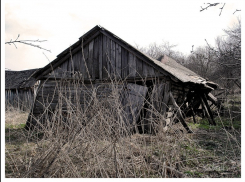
[[4, 0, 242, 71]]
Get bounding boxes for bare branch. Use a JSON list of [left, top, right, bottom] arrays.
[[219, 3, 226, 16], [191, 45, 194, 53], [5, 34, 51, 52], [200, 3, 219, 12], [233, 9, 241, 14]]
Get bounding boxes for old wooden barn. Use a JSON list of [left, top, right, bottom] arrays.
[[5, 69, 39, 111], [26, 25, 219, 133]]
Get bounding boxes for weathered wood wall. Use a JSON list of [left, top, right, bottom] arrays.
[[46, 34, 163, 80], [40, 31, 191, 107], [5, 88, 36, 111], [27, 79, 149, 128], [27, 31, 198, 131]]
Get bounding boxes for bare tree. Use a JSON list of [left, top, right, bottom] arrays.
[[213, 20, 241, 90], [186, 46, 216, 79], [190, 19, 241, 93], [136, 40, 186, 64]]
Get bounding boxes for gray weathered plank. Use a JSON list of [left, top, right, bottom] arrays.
[[110, 40, 116, 77], [102, 35, 108, 78], [169, 92, 193, 133], [73, 53, 80, 72], [135, 56, 143, 77], [88, 40, 94, 79], [93, 37, 99, 79], [83, 44, 89, 79], [128, 52, 136, 77], [106, 36, 111, 78], [121, 48, 128, 78], [98, 35, 103, 79], [115, 43, 122, 78], [122, 83, 148, 128], [147, 63, 155, 77], [142, 62, 148, 77]]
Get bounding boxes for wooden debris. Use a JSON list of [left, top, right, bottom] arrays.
[[169, 92, 193, 133], [200, 93, 216, 125]]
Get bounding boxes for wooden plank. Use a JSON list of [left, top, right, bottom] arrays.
[[128, 52, 136, 77], [56, 31, 100, 59], [61, 60, 68, 72], [142, 62, 148, 77], [98, 35, 103, 79], [106, 36, 111, 78], [110, 40, 116, 77], [154, 69, 162, 77], [67, 58, 72, 74], [122, 83, 148, 129], [88, 40, 94, 79], [73, 53, 80, 72], [201, 93, 216, 125], [121, 48, 128, 78], [147, 63, 155, 77], [169, 92, 193, 133], [136, 56, 143, 78], [102, 35, 108, 78], [101, 31, 171, 78], [75, 51, 83, 74], [191, 107, 197, 123], [83, 44, 89, 79], [162, 83, 170, 116], [93, 37, 99, 79], [80, 46, 85, 79], [115, 43, 122, 78], [151, 83, 165, 113]]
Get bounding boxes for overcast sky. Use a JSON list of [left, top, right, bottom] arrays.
[[3, 0, 242, 71]]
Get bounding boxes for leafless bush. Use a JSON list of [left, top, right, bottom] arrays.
[[5, 71, 196, 178]]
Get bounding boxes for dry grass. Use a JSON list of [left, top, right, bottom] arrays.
[[5, 107, 29, 126], [5, 79, 241, 178]]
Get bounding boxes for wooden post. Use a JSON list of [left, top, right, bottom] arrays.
[[200, 93, 216, 125], [191, 107, 197, 124], [169, 92, 193, 133], [203, 93, 216, 125]]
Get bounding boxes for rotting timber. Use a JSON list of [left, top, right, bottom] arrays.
[[25, 25, 219, 133]]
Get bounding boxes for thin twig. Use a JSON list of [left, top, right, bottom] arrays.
[[233, 9, 241, 14], [200, 3, 219, 12], [219, 3, 226, 16], [5, 34, 51, 52]]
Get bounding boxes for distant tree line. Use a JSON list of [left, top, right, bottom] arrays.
[[137, 19, 241, 94]]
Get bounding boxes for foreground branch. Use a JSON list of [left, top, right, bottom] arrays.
[[5, 34, 51, 52]]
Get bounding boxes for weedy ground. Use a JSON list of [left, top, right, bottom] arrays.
[[5, 105, 241, 178]]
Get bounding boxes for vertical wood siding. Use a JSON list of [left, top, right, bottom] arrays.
[[45, 33, 165, 80], [5, 88, 35, 111]]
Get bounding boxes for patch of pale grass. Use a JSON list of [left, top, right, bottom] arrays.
[[5, 109, 29, 126]]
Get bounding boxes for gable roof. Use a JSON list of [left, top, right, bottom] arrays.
[[5, 69, 39, 90], [32, 25, 218, 90]]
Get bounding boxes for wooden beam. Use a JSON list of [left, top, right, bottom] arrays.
[[191, 107, 197, 123], [200, 93, 216, 125], [169, 92, 193, 133], [162, 83, 170, 116], [203, 93, 216, 125]]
